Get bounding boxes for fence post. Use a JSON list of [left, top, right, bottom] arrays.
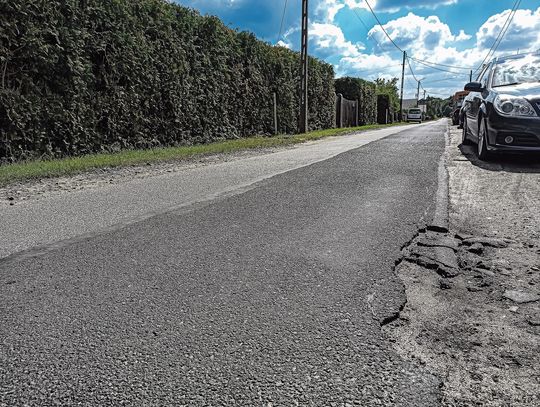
[[336, 94, 343, 128], [273, 92, 278, 135]]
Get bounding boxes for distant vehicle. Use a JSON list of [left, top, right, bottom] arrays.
[[462, 52, 540, 160], [452, 91, 470, 125], [407, 108, 422, 123]]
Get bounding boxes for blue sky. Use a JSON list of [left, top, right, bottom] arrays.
[[175, 1, 540, 98]]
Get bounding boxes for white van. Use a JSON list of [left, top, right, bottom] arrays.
[[407, 108, 422, 123]]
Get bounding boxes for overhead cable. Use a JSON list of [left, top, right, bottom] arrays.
[[277, 0, 289, 43], [363, 0, 403, 52], [408, 56, 472, 71], [474, 0, 521, 73]]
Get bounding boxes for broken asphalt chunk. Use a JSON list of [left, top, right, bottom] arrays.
[[463, 237, 511, 248], [467, 242, 484, 254], [416, 232, 460, 251], [503, 290, 540, 304]]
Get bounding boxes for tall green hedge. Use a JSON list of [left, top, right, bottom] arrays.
[[334, 77, 377, 125], [0, 0, 335, 163]]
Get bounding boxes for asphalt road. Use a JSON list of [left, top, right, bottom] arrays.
[[1, 120, 447, 406], [0, 125, 412, 259]]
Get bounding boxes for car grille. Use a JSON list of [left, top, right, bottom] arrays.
[[496, 133, 540, 147]]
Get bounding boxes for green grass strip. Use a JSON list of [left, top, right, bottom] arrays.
[[0, 122, 409, 187]]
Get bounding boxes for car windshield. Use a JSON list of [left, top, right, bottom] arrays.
[[492, 53, 540, 87], [409, 109, 421, 114]]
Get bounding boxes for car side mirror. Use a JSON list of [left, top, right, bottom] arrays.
[[464, 82, 483, 92]]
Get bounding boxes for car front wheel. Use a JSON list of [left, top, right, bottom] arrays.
[[477, 118, 491, 160]]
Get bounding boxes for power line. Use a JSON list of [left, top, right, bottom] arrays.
[[423, 75, 464, 84], [422, 89, 451, 97], [408, 56, 472, 71], [409, 57, 466, 75], [474, 0, 521, 73], [363, 0, 470, 73], [406, 78, 417, 88], [351, 7, 383, 51], [490, 1, 522, 59], [406, 57, 420, 83], [276, 0, 289, 43], [363, 0, 403, 52]]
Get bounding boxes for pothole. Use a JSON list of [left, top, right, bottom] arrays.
[[384, 226, 540, 406]]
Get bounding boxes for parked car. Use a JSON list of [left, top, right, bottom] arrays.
[[451, 90, 469, 125], [458, 92, 476, 128], [452, 107, 460, 126], [407, 108, 422, 123], [462, 51, 540, 160]]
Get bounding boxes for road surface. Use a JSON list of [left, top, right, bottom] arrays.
[[1, 121, 447, 405]]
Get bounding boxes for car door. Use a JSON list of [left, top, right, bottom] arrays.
[[466, 64, 491, 140]]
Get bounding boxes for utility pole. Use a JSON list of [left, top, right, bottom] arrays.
[[423, 89, 426, 101], [416, 80, 421, 105], [469, 70, 472, 82], [299, 0, 309, 134], [399, 51, 406, 121]]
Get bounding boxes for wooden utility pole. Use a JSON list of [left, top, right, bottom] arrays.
[[399, 51, 406, 121], [469, 70, 473, 82], [416, 80, 421, 105], [299, 0, 309, 133]]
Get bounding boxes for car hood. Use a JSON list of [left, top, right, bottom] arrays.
[[493, 82, 540, 99]]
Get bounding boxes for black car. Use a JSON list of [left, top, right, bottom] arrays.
[[458, 93, 475, 129], [462, 52, 540, 160], [452, 107, 460, 126]]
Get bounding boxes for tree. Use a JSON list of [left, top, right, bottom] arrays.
[[375, 78, 400, 112]]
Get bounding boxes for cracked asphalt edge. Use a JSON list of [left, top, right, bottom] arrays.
[[371, 122, 452, 327], [382, 121, 540, 406]]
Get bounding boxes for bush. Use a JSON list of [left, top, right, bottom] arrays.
[[377, 94, 394, 124], [334, 77, 377, 125], [0, 0, 335, 163]]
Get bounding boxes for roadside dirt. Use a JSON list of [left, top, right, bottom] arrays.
[[384, 122, 540, 406]]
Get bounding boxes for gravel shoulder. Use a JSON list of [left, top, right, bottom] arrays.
[[0, 147, 284, 207], [384, 121, 540, 406]]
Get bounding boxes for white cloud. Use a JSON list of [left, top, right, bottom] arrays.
[[282, 4, 540, 98], [374, 0, 458, 13], [343, 0, 369, 11], [310, 22, 364, 58], [368, 13, 456, 53], [276, 40, 291, 49], [338, 53, 402, 78], [476, 7, 540, 54], [455, 30, 471, 41], [315, 0, 346, 22]]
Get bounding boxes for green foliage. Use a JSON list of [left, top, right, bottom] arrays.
[[425, 96, 452, 118], [334, 77, 377, 125], [0, 0, 335, 163], [375, 78, 400, 112]]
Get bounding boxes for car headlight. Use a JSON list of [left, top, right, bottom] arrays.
[[494, 95, 537, 117]]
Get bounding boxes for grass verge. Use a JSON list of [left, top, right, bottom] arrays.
[[0, 122, 410, 187]]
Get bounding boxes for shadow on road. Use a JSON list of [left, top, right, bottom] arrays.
[[458, 144, 540, 173]]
